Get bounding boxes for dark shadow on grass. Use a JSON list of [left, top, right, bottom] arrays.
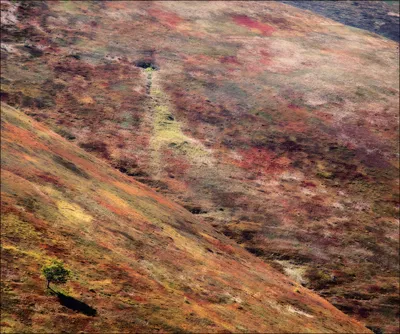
[[55, 291, 97, 316]]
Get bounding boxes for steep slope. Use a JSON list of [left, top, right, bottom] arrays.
[[0, 102, 370, 333], [1, 1, 399, 332]]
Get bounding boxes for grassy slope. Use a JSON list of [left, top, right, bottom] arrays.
[[0, 102, 369, 333], [1, 1, 398, 332]]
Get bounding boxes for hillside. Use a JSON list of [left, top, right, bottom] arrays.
[[0, 103, 369, 333], [1, 1, 399, 333], [280, 1, 400, 42]]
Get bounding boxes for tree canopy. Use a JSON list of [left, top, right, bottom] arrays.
[[42, 260, 70, 289]]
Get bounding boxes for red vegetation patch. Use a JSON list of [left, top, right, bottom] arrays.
[[220, 56, 241, 66], [36, 172, 64, 187], [287, 104, 301, 110], [105, 1, 129, 10], [238, 147, 293, 176], [301, 181, 317, 188], [233, 15, 275, 36], [79, 141, 110, 159], [283, 120, 308, 133], [238, 147, 276, 170], [149, 8, 183, 28], [203, 234, 236, 255], [3, 123, 49, 152], [54, 59, 94, 80], [40, 243, 69, 256], [164, 149, 191, 177], [95, 196, 127, 217], [259, 50, 272, 65]]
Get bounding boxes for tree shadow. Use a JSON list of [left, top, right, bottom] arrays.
[[55, 291, 97, 317]]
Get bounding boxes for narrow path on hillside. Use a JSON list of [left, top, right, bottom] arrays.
[[145, 67, 153, 95], [146, 69, 215, 181]]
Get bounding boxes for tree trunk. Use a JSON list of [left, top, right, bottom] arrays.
[[47, 280, 50, 289]]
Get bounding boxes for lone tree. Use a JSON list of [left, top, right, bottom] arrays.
[[42, 260, 70, 290]]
